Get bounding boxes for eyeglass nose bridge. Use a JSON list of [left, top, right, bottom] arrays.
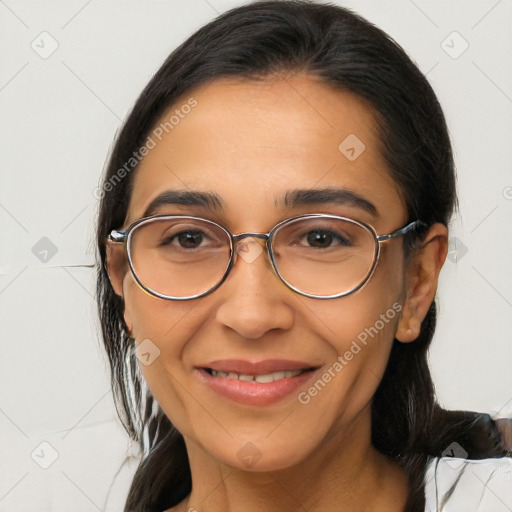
[[231, 232, 272, 261], [227, 231, 287, 294], [232, 232, 270, 244]]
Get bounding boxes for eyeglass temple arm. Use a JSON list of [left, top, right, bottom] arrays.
[[108, 230, 127, 243], [377, 220, 428, 242]]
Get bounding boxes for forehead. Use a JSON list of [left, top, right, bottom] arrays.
[[127, 75, 405, 227]]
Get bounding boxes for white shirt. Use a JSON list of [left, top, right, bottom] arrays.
[[424, 456, 512, 511]]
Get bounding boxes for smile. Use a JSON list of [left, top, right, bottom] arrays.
[[195, 360, 320, 406]]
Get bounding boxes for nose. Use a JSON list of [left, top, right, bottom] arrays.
[[214, 237, 294, 339]]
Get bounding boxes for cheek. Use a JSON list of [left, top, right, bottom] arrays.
[[123, 274, 199, 343], [122, 276, 202, 420], [341, 244, 405, 363], [306, 243, 404, 345], [299, 245, 405, 420]]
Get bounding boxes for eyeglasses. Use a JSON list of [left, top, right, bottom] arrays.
[[108, 214, 426, 300]]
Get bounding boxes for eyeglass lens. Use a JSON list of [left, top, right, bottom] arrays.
[[128, 217, 377, 298]]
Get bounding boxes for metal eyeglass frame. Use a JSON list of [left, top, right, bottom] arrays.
[[108, 214, 427, 301]]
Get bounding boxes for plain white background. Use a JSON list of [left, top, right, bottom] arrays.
[[0, 1, 511, 510]]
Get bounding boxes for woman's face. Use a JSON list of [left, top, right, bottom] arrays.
[[109, 75, 414, 471]]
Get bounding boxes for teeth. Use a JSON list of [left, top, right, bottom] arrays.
[[255, 373, 274, 383], [210, 369, 304, 382]]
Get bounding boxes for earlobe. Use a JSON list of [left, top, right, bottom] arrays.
[[395, 223, 448, 343], [395, 298, 422, 342]]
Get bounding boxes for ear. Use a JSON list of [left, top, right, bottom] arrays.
[[395, 223, 448, 343], [106, 240, 134, 334], [106, 240, 127, 299]]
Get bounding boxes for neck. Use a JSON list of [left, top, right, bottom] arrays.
[[175, 407, 409, 512]]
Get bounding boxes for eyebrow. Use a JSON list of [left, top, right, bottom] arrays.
[[143, 190, 224, 217], [142, 187, 377, 218], [282, 188, 378, 217]]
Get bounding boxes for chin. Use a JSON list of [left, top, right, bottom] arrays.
[[204, 437, 314, 473]]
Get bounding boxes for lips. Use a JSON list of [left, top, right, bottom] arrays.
[[194, 359, 320, 406]]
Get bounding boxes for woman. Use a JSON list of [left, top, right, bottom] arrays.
[[96, 2, 511, 511]]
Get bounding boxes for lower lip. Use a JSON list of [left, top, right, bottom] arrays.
[[195, 368, 318, 406]]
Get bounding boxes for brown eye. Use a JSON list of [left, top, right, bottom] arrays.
[[307, 230, 332, 248], [173, 230, 204, 249], [304, 230, 350, 248]]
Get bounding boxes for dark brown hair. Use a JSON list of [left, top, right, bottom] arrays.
[[96, 2, 509, 510]]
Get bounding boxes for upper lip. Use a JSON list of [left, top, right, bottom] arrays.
[[199, 359, 318, 374]]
